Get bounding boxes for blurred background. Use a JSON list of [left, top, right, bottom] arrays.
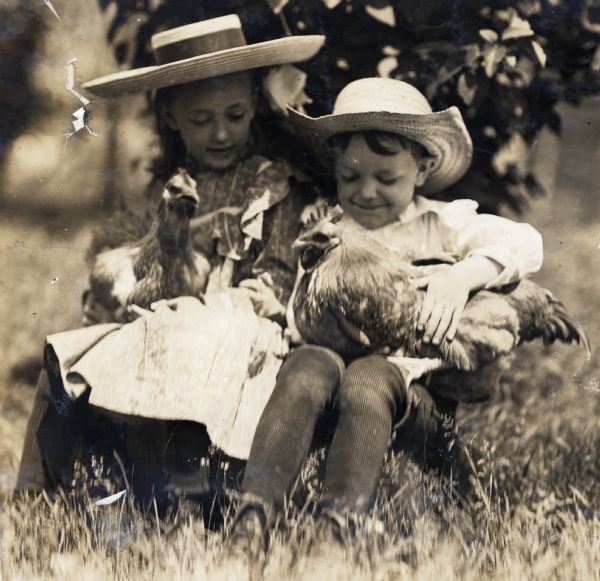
[[0, 0, 599, 490]]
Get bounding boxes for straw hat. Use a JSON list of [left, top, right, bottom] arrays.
[[288, 78, 473, 192], [83, 15, 325, 98]]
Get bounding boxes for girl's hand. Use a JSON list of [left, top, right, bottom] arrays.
[[413, 271, 470, 346], [239, 273, 286, 321]]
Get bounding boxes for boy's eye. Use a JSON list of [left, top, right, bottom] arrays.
[[377, 175, 399, 185], [338, 172, 358, 183]]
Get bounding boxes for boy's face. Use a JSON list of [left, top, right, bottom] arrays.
[[163, 73, 256, 171], [335, 134, 429, 229]]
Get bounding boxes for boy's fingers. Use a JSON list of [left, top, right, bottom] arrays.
[[445, 309, 462, 342], [432, 307, 453, 345], [417, 296, 434, 332], [423, 303, 445, 343]]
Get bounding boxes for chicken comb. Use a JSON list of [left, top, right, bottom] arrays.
[[301, 201, 343, 228]]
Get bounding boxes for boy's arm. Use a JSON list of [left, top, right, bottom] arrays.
[[449, 204, 544, 287], [415, 203, 544, 346]]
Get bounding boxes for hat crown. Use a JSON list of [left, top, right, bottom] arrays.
[[332, 78, 433, 117], [151, 15, 243, 50], [151, 15, 247, 65]]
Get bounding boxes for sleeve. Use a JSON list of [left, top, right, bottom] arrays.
[[438, 199, 544, 289]]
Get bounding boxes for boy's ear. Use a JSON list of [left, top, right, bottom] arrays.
[[161, 103, 179, 131], [415, 156, 437, 187]]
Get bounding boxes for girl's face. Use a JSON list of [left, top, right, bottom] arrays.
[[335, 134, 432, 229], [163, 73, 256, 171]]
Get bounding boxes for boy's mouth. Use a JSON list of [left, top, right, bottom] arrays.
[[351, 200, 388, 211]]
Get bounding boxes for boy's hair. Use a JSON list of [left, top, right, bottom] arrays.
[[328, 130, 430, 161]]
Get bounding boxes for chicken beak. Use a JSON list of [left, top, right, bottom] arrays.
[[175, 193, 199, 218], [292, 237, 309, 251]]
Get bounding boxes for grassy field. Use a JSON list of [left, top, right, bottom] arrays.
[[1, 103, 599, 579]]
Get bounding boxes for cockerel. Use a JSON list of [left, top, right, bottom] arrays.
[[83, 168, 211, 324], [292, 205, 590, 389]]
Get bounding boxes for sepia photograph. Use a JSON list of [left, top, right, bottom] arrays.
[[1, 1, 599, 579]]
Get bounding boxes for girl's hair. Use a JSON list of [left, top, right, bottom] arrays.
[[150, 85, 196, 185], [328, 130, 430, 160]]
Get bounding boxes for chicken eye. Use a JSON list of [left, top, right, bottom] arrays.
[[167, 185, 183, 196], [310, 232, 331, 244]]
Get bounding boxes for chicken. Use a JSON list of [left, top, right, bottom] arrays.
[[292, 205, 590, 381], [83, 168, 211, 324]]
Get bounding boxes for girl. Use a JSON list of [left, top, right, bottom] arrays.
[[231, 77, 543, 545], [16, 15, 324, 508]]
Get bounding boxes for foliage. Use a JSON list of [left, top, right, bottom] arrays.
[[96, 0, 600, 213]]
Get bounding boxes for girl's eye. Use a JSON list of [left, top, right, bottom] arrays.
[[190, 117, 211, 126], [227, 109, 247, 122], [378, 176, 399, 185]]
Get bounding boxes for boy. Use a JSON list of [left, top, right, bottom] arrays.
[[231, 78, 543, 546]]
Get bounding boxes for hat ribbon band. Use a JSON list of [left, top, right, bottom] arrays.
[[154, 28, 247, 65]]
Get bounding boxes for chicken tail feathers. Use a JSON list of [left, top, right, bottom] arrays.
[[540, 295, 591, 358], [517, 284, 592, 359]]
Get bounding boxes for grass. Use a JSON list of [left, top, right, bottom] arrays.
[[1, 105, 599, 578]]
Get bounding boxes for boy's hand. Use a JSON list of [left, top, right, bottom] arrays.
[[412, 255, 503, 347], [239, 273, 286, 321], [413, 270, 470, 346]]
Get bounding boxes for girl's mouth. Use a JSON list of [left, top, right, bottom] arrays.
[[207, 146, 235, 157]]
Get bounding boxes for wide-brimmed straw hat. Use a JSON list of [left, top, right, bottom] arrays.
[[288, 78, 473, 192], [83, 14, 325, 98]]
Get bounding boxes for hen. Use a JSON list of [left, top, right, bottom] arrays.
[[83, 169, 211, 324], [292, 205, 590, 385]]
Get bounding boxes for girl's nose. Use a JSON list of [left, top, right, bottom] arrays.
[[213, 117, 230, 143]]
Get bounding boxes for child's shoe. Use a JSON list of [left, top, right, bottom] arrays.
[[224, 495, 273, 561]]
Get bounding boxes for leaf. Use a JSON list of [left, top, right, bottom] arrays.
[[365, 4, 396, 27], [265, 0, 289, 13], [457, 73, 477, 105], [479, 28, 498, 43], [377, 55, 399, 77], [263, 64, 311, 115], [530, 40, 546, 67], [478, 43, 508, 78], [492, 132, 529, 178], [501, 11, 534, 41], [592, 45, 600, 72]]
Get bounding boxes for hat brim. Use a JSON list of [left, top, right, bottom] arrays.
[[83, 35, 325, 98], [288, 107, 473, 193]]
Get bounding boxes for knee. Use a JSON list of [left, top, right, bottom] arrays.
[[339, 357, 404, 414], [275, 346, 344, 412]]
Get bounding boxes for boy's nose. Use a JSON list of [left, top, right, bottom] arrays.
[[359, 180, 378, 200]]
